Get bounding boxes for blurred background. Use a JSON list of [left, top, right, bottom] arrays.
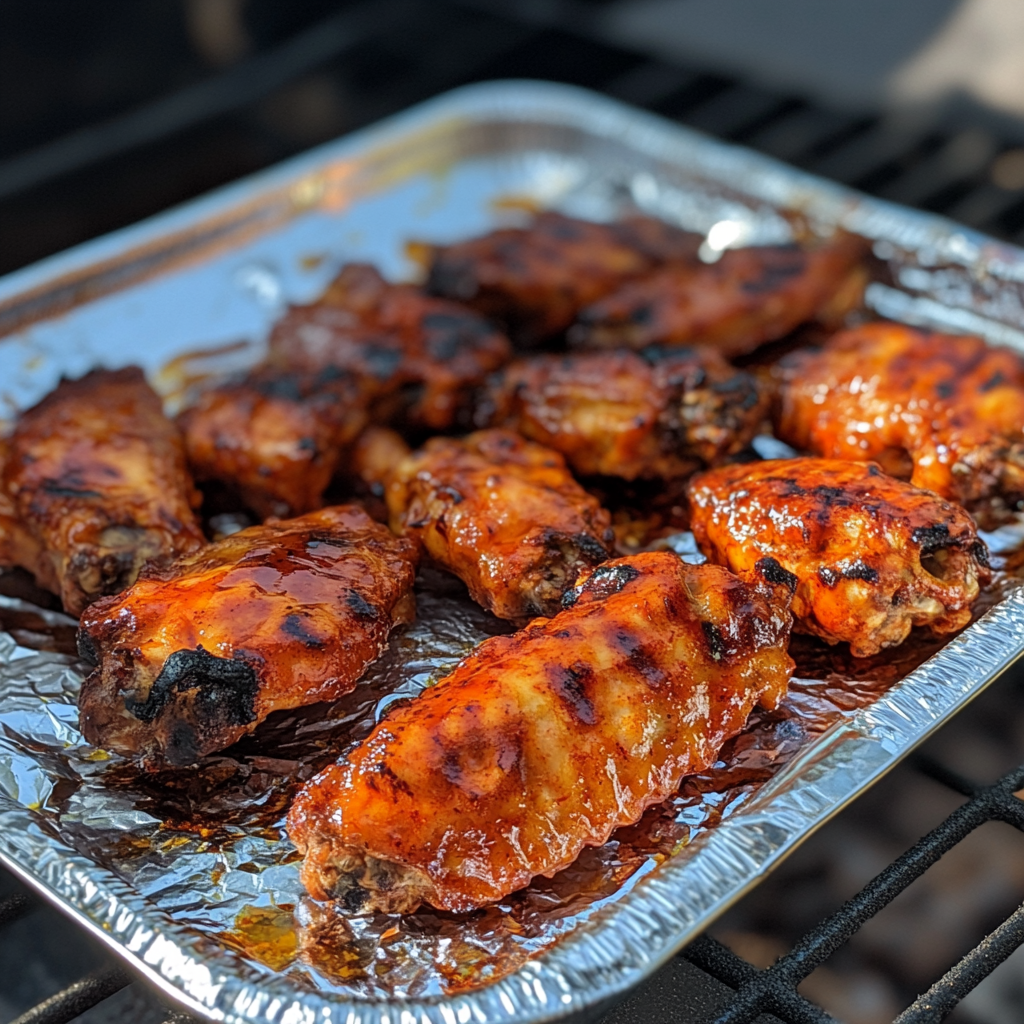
[[7, 3, 1024, 1023]]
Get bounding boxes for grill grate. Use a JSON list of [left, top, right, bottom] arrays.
[[5, 3, 1024, 1022]]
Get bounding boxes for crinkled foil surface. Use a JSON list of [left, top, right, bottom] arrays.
[[4, 81, 1024, 1024]]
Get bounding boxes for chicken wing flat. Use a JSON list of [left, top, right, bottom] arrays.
[[569, 232, 868, 357], [268, 263, 510, 430], [688, 458, 991, 657], [2, 368, 205, 616], [425, 212, 702, 343], [480, 346, 768, 479], [77, 505, 418, 768], [287, 551, 795, 914], [386, 429, 613, 619], [0, 438, 58, 593], [775, 322, 1024, 514], [178, 369, 367, 519]]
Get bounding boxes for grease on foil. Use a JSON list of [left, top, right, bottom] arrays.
[[1, 551, 1023, 1004]]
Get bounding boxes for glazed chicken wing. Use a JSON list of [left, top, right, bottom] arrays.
[[268, 263, 510, 430], [569, 232, 868, 357], [386, 429, 613, 619], [775, 322, 1024, 515], [287, 551, 795, 914], [479, 346, 768, 479], [688, 458, 991, 657], [2, 368, 204, 616], [425, 212, 702, 344], [178, 369, 367, 519], [77, 505, 418, 768], [0, 438, 59, 593]]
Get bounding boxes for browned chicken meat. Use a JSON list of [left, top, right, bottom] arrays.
[[774, 322, 1024, 515], [425, 212, 702, 343], [386, 429, 614, 619], [178, 369, 367, 519], [287, 551, 795, 914], [2, 368, 205, 616], [688, 458, 991, 657], [0, 438, 58, 593], [267, 263, 510, 430], [479, 346, 768, 479], [569, 232, 868, 356], [77, 505, 418, 768]]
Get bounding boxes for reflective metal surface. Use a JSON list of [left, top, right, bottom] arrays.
[[3, 80, 1024, 1024]]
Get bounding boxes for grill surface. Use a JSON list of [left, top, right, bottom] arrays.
[[4, 3, 1024, 1022]]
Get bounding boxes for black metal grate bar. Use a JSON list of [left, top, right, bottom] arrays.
[[6, 967, 131, 1024]]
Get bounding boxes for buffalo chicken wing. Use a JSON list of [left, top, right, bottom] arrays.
[[386, 429, 613, 619], [480, 346, 768, 479], [775, 322, 1024, 514], [178, 369, 367, 519], [569, 233, 867, 356], [77, 505, 418, 768], [3, 368, 205, 616], [287, 551, 795, 914], [425, 212, 702, 343], [268, 263, 510, 430], [688, 458, 991, 657]]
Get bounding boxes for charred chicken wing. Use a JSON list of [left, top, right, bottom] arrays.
[[2, 368, 204, 616], [386, 429, 613, 619], [570, 232, 868, 356], [775, 322, 1024, 513], [688, 458, 991, 657], [480, 346, 768, 479], [287, 551, 795, 914], [77, 505, 418, 768], [425, 212, 702, 343], [178, 369, 367, 519], [268, 263, 510, 430]]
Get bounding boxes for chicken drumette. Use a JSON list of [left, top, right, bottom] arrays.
[[688, 458, 991, 657], [569, 232, 868, 356], [288, 551, 795, 914], [77, 505, 418, 768], [424, 212, 702, 344], [267, 263, 510, 430], [2, 368, 205, 616], [178, 369, 367, 520], [386, 429, 614, 620], [479, 346, 768, 480], [774, 322, 1024, 516]]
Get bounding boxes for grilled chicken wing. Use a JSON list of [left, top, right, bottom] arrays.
[[287, 551, 795, 914], [178, 369, 367, 519], [77, 505, 418, 769], [479, 346, 768, 479], [2, 368, 204, 616], [0, 438, 59, 592], [688, 458, 991, 657], [775, 322, 1024, 514], [268, 263, 510, 430], [569, 232, 868, 356], [425, 212, 702, 344], [386, 429, 613, 619]]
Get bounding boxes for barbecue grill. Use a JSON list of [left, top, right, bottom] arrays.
[[4, 3, 1024, 1022]]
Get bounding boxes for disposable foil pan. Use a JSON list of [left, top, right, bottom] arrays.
[[3, 80, 1024, 1024]]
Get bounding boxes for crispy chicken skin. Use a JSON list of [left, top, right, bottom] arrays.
[[287, 551, 795, 914], [479, 346, 768, 480], [3, 368, 204, 616], [774, 322, 1024, 512], [178, 369, 367, 519], [267, 263, 510, 430], [569, 232, 868, 356], [688, 458, 991, 657], [425, 212, 702, 343], [0, 438, 59, 592], [77, 506, 418, 769], [386, 429, 614, 619]]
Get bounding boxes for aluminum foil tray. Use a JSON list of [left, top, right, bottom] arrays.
[[3, 80, 1024, 1024]]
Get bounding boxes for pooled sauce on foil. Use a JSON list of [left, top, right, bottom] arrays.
[[0, 528, 1022, 998]]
